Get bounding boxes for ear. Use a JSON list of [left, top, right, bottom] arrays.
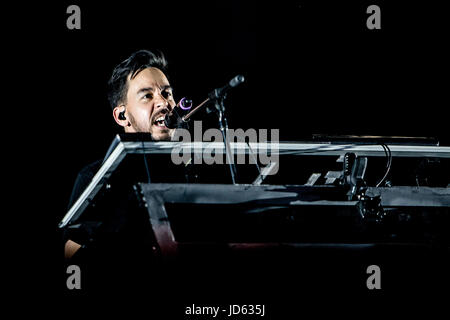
[[113, 105, 129, 128]]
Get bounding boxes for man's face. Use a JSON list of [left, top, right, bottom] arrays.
[[122, 67, 175, 140]]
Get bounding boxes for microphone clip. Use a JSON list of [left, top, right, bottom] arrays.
[[206, 91, 227, 114], [208, 88, 228, 101]]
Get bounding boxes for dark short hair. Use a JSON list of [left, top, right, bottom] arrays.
[[107, 49, 168, 110]]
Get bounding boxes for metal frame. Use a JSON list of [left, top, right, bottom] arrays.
[[137, 183, 450, 257], [59, 134, 450, 228], [137, 183, 360, 257]]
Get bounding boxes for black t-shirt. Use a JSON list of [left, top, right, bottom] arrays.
[[63, 152, 193, 253], [62, 157, 162, 291], [63, 159, 103, 248], [67, 159, 103, 209]]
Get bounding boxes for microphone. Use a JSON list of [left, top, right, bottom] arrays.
[[166, 75, 245, 126], [208, 75, 245, 100], [164, 97, 193, 129]]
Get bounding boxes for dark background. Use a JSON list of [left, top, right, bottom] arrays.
[[42, 0, 449, 227], [12, 0, 447, 306]]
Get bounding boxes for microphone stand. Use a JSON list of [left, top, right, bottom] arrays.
[[182, 75, 244, 185], [209, 91, 237, 185]]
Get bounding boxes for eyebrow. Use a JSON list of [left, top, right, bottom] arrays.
[[137, 85, 172, 96]]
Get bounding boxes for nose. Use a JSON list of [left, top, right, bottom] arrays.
[[154, 91, 173, 112]]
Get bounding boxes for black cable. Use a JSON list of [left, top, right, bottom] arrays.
[[376, 143, 392, 187], [233, 136, 261, 175], [380, 143, 392, 185], [246, 141, 262, 175]]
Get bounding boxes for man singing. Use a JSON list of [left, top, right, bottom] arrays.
[[64, 49, 177, 259]]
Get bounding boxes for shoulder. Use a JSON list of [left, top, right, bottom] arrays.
[[77, 159, 103, 180], [67, 159, 103, 209]]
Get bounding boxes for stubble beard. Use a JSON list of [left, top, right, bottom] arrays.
[[128, 112, 173, 141]]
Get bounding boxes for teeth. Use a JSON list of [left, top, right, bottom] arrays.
[[154, 115, 166, 127]]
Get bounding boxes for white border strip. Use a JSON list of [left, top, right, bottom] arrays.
[[123, 141, 450, 158]]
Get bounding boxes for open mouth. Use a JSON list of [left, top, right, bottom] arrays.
[[153, 115, 166, 128]]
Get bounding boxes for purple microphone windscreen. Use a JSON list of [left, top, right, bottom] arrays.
[[178, 97, 193, 110]]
